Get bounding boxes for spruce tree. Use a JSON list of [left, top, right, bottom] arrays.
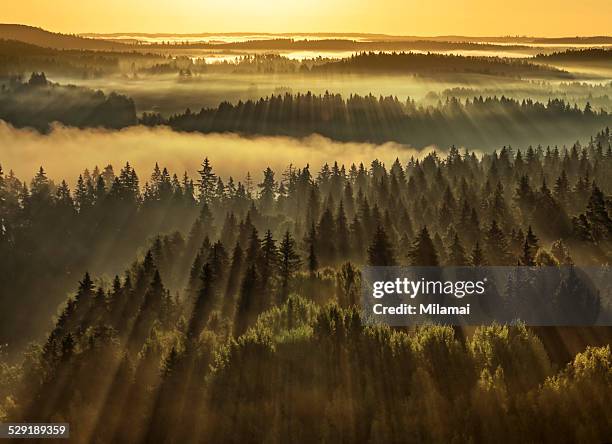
[[259, 230, 279, 298], [368, 225, 396, 266], [407, 226, 438, 266], [317, 207, 336, 265], [485, 220, 511, 265], [585, 184, 612, 242], [224, 242, 244, 305], [258, 167, 276, 214], [279, 231, 301, 302], [447, 233, 468, 265], [197, 157, 216, 204], [306, 222, 318, 275], [520, 226, 539, 266], [470, 241, 486, 266], [335, 200, 350, 259]]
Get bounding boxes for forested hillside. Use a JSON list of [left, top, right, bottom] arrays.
[[310, 52, 572, 78], [0, 24, 128, 50], [2, 129, 612, 347], [152, 93, 611, 148], [0, 73, 137, 130], [1, 128, 612, 441], [535, 48, 612, 63], [0, 40, 170, 78]]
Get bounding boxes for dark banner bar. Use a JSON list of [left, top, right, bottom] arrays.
[[361, 266, 612, 326]]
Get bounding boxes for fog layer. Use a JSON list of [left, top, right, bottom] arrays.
[[0, 121, 433, 183]]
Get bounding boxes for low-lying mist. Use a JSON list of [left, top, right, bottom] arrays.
[[0, 122, 435, 184]]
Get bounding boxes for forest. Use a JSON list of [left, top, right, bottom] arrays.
[[155, 93, 610, 148], [1, 20, 612, 444], [536, 48, 612, 63], [0, 40, 572, 79], [309, 52, 572, 78], [0, 39, 170, 78], [3, 71, 610, 148], [0, 73, 137, 131], [1, 127, 612, 441]]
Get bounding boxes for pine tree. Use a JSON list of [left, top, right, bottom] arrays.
[[279, 231, 301, 302], [30, 166, 50, 197], [197, 157, 216, 204], [515, 174, 535, 217], [317, 207, 336, 265], [142, 269, 165, 313], [585, 184, 612, 242], [447, 233, 468, 265], [368, 225, 396, 266], [306, 222, 318, 275], [76, 272, 95, 305], [554, 170, 569, 203], [408, 226, 438, 266], [55, 181, 74, 211], [336, 262, 360, 307], [258, 167, 276, 214], [259, 230, 279, 298], [208, 241, 228, 283], [485, 220, 511, 265], [245, 227, 261, 266], [520, 226, 539, 266], [335, 200, 350, 259], [470, 241, 486, 266]]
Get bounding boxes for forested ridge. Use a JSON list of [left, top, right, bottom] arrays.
[[0, 73, 137, 131], [149, 92, 611, 148], [1, 128, 612, 442], [3, 70, 610, 148], [535, 48, 612, 63], [309, 52, 571, 78], [0, 40, 168, 78], [0, 41, 571, 80]]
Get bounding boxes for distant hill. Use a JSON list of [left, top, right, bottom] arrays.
[[531, 36, 612, 44], [0, 24, 129, 50], [309, 52, 572, 79], [81, 32, 612, 45], [535, 48, 612, 63]]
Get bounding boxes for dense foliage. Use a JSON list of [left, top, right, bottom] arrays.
[[1, 23, 612, 444], [310, 51, 571, 78], [150, 92, 611, 148], [1, 111, 612, 443]]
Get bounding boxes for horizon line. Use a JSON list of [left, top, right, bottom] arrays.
[[3, 24, 612, 40]]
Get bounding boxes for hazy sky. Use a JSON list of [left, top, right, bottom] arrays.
[[3, 0, 611, 36]]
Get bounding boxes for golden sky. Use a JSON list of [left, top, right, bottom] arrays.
[[3, 0, 611, 36]]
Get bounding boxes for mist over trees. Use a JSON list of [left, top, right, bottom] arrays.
[[310, 51, 572, 78], [2, 128, 612, 350], [0, 73, 137, 130], [2, 70, 609, 148], [151, 92, 611, 149], [0, 27, 612, 442], [0, 39, 171, 78], [1, 132, 612, 441]]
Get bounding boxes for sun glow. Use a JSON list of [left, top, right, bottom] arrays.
[[2, 0, 612, 36]]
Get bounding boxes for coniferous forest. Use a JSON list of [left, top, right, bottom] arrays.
[[1, 14, 612, 444], [2, 132, 612, 442]]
